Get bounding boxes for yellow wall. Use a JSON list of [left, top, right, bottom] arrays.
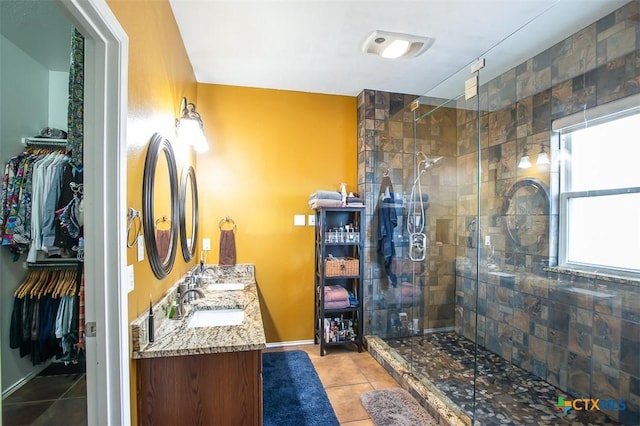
[[195, 84, 357, 342], [106, 0, 197, 319], [106, 1, 197, 424], [107, 1, 356, 422]]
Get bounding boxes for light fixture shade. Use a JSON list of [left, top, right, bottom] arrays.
[[176, 97, 209, 152], [178, 119, 209, 153], [536, 146, 550, 166], [362, 30, 435, 59], [518, 154, 532, 169]]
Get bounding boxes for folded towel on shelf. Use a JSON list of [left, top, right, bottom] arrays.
[[346, 196, 364, 206], [309, 190, 342, 201], [309, 198, 343, 210], [347, 290, 359, 307], [324, 285, 349, 302], [325, 300, 351, 310]]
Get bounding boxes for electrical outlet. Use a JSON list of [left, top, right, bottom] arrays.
[[308, 214, 316, 226], [202, 238, 211, 251]]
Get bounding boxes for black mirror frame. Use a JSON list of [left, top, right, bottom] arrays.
[[142, 133, 179, 279], [179, 165, 199, 262]]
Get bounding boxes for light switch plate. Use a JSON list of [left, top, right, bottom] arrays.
[[203, 238, 211, 250], [127, 264, 134, 293], [308, 214, 316, 226], [294, 214, 306, 226]]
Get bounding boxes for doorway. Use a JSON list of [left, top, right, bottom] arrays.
[[0, 0, 128, 425]]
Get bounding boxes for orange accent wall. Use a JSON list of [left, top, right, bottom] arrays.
[[107, 0, 197, 318], [106, 1, 197, 424], [195, 84, 357, 342], [108, 1, 356, 422]]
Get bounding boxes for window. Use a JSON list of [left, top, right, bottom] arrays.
[[558, 108, 640, 276]]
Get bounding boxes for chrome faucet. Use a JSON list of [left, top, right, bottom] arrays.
[[176, 288, 205, 319]]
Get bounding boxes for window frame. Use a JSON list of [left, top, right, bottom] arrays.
[[555, 97, 640, 278]]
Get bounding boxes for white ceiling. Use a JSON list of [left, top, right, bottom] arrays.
[[170, 0, 630, 98], [0, 1, 630, 99], [0, 1, 72, 72]]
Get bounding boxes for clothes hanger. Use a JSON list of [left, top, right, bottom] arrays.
[[15, 271, 39, 298], [379, 169, 394, 199]]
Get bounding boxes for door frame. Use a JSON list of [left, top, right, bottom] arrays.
[[56, 1, 129, 424]]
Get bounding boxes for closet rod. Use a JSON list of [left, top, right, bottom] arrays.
[[22, 137, 68, 149], [24, 260, 83, 270]]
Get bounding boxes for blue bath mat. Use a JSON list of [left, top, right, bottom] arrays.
[[263, 350, 339, 426]]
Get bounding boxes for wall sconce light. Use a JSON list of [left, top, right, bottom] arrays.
[[176, 97, 209, 153], [535, 144, 550, 166], [517, 146, 532, 169], [362, 30, 435, 59]]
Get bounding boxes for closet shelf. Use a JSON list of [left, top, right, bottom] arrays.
[[22, 137, 68, 148], [25, 259, 83, 270]]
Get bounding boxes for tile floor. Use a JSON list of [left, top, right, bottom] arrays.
[[265, 344, 402, 425], [3, 344, 397, 426], [2, 370, 87, 425]]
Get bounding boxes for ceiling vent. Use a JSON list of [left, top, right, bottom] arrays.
[[362, 30, 435, 59]]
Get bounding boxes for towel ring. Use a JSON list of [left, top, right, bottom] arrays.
[[218, 216, 237, 232], [155, 215, 171, 230]]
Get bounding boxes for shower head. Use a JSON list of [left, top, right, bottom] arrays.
[[417, 152, 443, 171]]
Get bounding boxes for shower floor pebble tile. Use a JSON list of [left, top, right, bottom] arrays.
[[386, 332, 621, 425]]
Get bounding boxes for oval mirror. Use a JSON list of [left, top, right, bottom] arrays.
[[179, 165, 199, 262], [501, 177, 550, 253], [143, 133, 179, 279]]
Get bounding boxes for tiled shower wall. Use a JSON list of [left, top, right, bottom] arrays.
[[357, 91, 459, 338], [455, 2, 639, 423], [358, 1, 639, 423]]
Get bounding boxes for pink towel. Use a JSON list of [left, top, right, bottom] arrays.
[[324, 285, 349, 302], [325, 300, 350, 309], [219, 229, 236, 266]]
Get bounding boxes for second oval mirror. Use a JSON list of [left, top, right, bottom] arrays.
[[179, 165, 199, 262]]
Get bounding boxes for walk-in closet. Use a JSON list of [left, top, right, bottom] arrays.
[[1, 1, 87, 424]]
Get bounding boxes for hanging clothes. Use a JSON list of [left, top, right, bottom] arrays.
[[0, 149, 83, 262], [9, 268, 83, 366], [377, 174, 398, 287], [67, 28, 85, 167]]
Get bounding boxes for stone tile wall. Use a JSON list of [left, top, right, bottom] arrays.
[[358, 1, 639, 423], [454, 2, 640, 423], [357, 90, 459, 338]]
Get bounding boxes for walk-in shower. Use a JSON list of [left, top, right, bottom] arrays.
[[359, 1, 640, 425]]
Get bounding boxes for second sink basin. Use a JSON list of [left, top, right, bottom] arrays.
[[187, 309, 245, 328], [206, 282, 246, 291]]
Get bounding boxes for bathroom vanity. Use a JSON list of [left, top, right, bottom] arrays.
[[131, 265, 266, 426]]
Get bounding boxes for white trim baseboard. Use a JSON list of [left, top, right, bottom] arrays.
[[265, 340, 315, 348]]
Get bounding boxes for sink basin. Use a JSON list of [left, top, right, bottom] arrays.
[[187, 309, 245, 328], [205, 282, 246, 291]]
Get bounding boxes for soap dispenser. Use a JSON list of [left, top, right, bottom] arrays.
[[340, 183, 347, 206]]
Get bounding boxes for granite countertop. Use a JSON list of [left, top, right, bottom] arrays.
[[131, 264, 266, 359]]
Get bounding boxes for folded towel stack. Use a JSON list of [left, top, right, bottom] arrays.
[[346, 195, 365, 207], [308, 190, 343, 209], [324, 285, 350, 309], [309, 190, 365, 209]]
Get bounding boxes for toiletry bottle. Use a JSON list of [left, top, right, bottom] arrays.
[[148, 299, 155, 343]]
